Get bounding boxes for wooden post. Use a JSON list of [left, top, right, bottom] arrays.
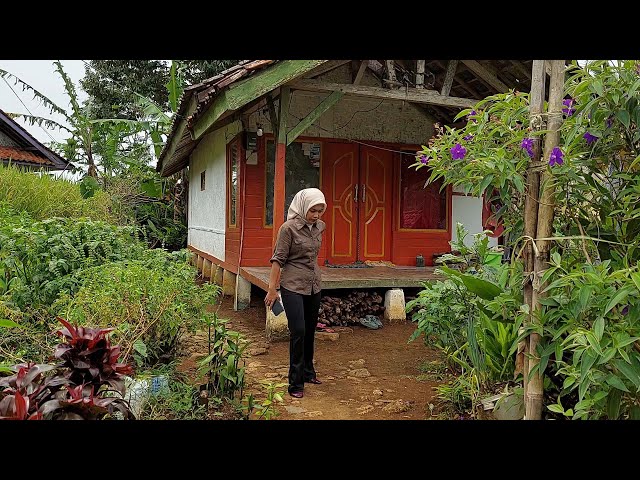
[[519, 60, 546, 405], [415, 60, 425, 89], [526, 60, 566, 420], [272, 86, 291, 247]]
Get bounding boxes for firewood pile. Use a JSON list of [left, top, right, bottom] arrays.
[[318, 291, 385, 326]]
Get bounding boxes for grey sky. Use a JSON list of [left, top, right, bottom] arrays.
[[0, 60, 86, 145]]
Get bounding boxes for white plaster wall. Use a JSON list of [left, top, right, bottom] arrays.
[[451, 194, 498, 248], [188, 121, 242, 259]]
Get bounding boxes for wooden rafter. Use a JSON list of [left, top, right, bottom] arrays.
[[461, 60, 509, 92], [415, 60, 425, 89], [440, 60, 458, 96], [304, 60, 351, 79], [289, 79, 477, 109]]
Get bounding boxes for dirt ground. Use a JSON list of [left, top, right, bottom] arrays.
[[179, 293, 447, 420]]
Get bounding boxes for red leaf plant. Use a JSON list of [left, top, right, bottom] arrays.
[[0, 317, 135, 420]]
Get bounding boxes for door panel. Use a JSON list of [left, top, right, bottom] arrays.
[[323, 143, 358, 264], [358, 146, 393, 262]]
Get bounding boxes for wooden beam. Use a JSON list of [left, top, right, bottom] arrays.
[[385, 60, 397, 83], [193, 60, 326, 139], [353, 60, 368, 85], [286, 91, 342, 145], [289, 79, 477, 109], [159, 95, 197, 175], [304, 60, 351, 79], [266, 93, 279, 138], [415, 60, 425, 89], [440, 60, 458, 96], [461, 60, 509, 92], [272, 86, 291, 247], [510, 60, 532, 81]]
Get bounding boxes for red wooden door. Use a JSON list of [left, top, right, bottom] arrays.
[[357, 145, 393, 262], [324, 143, 393, 264], [323, 143, 358, 264]]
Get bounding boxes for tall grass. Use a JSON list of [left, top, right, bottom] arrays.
[[0, 164, 120, 222]]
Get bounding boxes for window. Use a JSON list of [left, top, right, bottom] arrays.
[[229, 142, 239, 226], [399, 153, 447, 230], [200, 171, 206, 191], [265, 140, 320, 226]]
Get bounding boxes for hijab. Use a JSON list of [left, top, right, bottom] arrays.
[[287, 188, 326, 223]]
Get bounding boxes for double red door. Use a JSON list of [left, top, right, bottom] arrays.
[[323, 143, 393, 264]]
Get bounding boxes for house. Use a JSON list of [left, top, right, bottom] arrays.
[[157, 60, 533, 338], [0, 109, 69, 171]]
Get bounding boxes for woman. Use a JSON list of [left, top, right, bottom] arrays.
[[265, 187, 326, 398]]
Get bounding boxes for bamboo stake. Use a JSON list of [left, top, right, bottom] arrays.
[[526, 59, 566, 420], [518, 61, 546, 401]]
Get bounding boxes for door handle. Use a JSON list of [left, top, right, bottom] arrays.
[[354, 184, 358, 202], [361, 184, 366, 203]]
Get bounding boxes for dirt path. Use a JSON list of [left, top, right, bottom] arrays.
[[179, 294, 445, 420]]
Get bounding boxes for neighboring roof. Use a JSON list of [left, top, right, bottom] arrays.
[[0, 109, 70, 170], [157, 59, 536, 177]]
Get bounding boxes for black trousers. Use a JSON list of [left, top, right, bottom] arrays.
[[280, 287, 321, 393]]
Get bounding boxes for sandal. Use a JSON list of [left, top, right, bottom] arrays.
[[306, 378, 322, 385], [289, 390, 304, 398]]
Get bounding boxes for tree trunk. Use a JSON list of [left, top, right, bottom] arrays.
[[526, 59, 566, 420], [518, 61, 546, 401]]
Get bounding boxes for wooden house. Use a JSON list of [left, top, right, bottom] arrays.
[[157, 60, 533, 324], [0, 109, 69, 171]]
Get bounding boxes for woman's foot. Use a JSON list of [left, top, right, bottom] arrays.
[[289, 390, 304, 398], [305, 377, 322, 385]]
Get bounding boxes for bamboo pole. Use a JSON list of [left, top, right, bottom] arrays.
[[526, 59, 566, 420], [518, 60, 546, 402]]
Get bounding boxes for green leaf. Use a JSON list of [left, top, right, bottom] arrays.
[[606, 374, 629, 393], [604, 287, 631, 316], [0, 319, 20, 328], [133, 339, 148, 358], [440, 266, 503, 300], [613, 359, 640, 390], [606, 389, 622, 420], [581, 350, 597, 381], [631, 272, 640, 293], [547, 403, 565, 414], [585, 332, 603, 356], [594, 317, 605, 342], [479, 174, 494, 195], [616, 109, 630, 129]]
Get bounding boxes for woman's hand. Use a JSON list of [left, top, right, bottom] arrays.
[[264, 288, 279, 309]]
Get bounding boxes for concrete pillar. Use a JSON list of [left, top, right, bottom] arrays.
[[266, 307, 289, 342], [384, 288, 406, 323], [222, 269, 236, 296], [202, 259, 212, 280], [234, 275, 252, 311], [213, 265, 223, 286]]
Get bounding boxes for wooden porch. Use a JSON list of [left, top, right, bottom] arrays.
[[239, 265, 443, 291]]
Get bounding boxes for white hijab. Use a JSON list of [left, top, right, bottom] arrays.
[[287, 188, 326, 222]]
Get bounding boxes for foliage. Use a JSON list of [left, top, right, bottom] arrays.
[[416, 60, 640, 419], [0, 165, 118, 222], [197, 312, 249, 409], [55, 249, 219, 369], [0, 211, 144, 309], [242, 380, 288, 420], [0, 317, 134, 420]]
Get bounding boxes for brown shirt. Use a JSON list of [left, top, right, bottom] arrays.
[[270, 217, 326, 295]]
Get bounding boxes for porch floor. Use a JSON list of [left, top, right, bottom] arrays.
[[239, 265, 443, 291]]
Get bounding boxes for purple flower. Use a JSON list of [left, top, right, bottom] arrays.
[[520, 137, 534, 158], [419, 154, 429, 165], [562, 98, 575, 116], [463, 134, 474, 141], [621, 305, 629, 315], [548, 146, 564, 167], [450, 143, 467, 160], [467, 110, 478, 123], [606, 116, 614, 129], [583, 131, 598, 145]]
